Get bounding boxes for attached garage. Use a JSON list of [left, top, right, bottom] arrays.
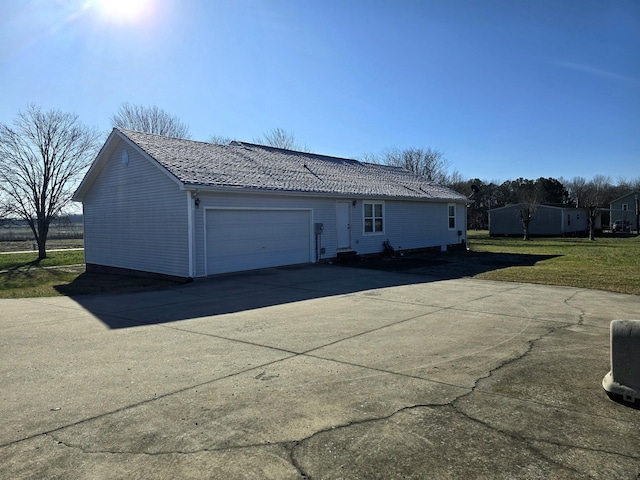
[[205, 208, 312, 275]]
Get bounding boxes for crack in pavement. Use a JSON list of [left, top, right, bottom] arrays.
[[6, 281, 633, 479], [447, 405, 595, 479], [286, 288, 636, 478], [0, 354, 299, 450]]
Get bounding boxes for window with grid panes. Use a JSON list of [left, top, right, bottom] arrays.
[[364, 202, 384, 233]]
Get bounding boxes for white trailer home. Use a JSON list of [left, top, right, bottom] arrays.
[[489, 204, 589, 237], [73, 129, 469, 278]]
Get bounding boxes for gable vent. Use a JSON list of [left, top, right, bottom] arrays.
[[603, 320, 640, 405]]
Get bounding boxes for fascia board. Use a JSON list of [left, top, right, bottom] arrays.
[[182, 184, 467, 203]]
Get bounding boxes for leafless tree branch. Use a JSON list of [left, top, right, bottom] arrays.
[[111, 103, 191, 139], [254, 128, 310, 152], [0, 104, 100, 259]]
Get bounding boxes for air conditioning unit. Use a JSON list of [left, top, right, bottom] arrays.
[[602, 320, 640, 404]]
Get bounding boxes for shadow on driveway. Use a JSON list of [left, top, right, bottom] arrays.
[[56, 250, 558, 330], [344, 249, 558, 279]]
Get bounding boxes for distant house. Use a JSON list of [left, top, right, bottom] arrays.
[[73, 129, 469, 278], [609, 191, 639, 231], [489, 204, 589, 237]]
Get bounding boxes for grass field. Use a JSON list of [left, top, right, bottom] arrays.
[[0, 232, 638, 297], [467, 231, 640, 295], [0, 248, 179, 298]]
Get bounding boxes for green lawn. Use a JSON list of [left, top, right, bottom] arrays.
[[0, 249, 179, 298], [0, 250, 86, 298], [467, 231, 640, 295]]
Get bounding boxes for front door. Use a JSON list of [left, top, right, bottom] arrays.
[[336, 201, 351, 249]]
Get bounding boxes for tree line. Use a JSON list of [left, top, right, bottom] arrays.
[[1, 102, 637, 258], [443, 175, 639, 240]]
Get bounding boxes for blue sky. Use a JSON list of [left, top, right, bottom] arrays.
[[1, 0, 638, 183]]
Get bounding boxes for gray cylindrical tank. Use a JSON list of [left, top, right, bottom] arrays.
[[602, 320, 640, 404]]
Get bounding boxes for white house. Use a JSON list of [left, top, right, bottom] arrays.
[[73, 129, 469, 279], [489, 204, 589, 237]]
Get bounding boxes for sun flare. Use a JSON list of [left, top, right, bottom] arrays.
[[93, 0, 153, 23]]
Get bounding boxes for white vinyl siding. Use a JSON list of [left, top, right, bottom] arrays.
[[82, 141, 189, 277], [373, 201, 465, 252], [190, 194, 466, 277]]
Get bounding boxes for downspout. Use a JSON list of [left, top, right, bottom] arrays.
[[187, 190, 195, 278]]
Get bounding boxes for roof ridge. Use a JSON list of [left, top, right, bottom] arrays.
[[230, 141, 364, 165], [117, 128, 217, 147]]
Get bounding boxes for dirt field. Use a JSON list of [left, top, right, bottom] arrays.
[[0, 239, 84, 253]]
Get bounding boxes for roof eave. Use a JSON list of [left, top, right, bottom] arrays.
[[182, 183, 467, 202]]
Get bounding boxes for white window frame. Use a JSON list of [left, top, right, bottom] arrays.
[[448, 203, 456, 230], [363, 201, 384, 235]]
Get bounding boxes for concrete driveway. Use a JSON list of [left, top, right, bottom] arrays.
[[1, 264, 639, 479]]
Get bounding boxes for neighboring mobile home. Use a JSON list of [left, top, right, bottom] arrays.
[[489, 204, 589, 237], [609, 191, 639, 231], [73, 129, 469, 278]]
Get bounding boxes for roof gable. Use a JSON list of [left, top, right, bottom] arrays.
[[73, 129, 184, 201], [610, 191, 640, 206], [76, 129, 469, 202]]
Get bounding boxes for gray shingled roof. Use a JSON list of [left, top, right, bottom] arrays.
[[119, 129, 468, 201]]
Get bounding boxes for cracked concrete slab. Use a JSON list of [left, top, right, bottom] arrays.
[[1, 309, 291, 446], [310, 308, 558, 388], [164, 293, 441, 354], [1, 264, 639, 479], [293, 405, 564, 479], [46, 355, 466, 455], [0, 434, 300, 480]]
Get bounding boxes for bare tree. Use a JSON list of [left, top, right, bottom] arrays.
[[443, 169, 468, 194], [516, 180, 539, 240], [254, 127, 309, 151], [112, 103, 191, 139], [0, 105, 100, 259], [208, 134, 233, 145], [562, 176, 587, 207], [582, 175, 612, 240], [376, 147, 451, 183]]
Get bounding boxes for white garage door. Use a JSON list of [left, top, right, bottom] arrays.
[[206, 209, 312, 275]]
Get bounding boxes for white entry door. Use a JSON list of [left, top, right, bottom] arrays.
[[336, 201, 351, 249]]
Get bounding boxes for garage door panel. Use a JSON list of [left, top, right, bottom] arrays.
[[206, 209, 311, 275]]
